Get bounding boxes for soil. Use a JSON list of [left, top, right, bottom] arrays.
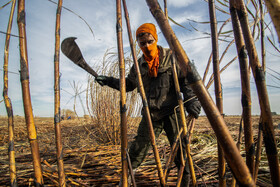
[[0, 115, 279, 186]]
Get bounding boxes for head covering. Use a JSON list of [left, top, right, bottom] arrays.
[[136, 23, 159, 77], [136, 23, 158, 41]]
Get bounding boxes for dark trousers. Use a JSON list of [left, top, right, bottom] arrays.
[[128, 112, 190, 179]]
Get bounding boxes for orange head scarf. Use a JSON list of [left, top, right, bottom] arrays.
[[136, 23, 159, 77]]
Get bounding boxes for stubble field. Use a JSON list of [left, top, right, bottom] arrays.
[[0, 115, 279, 186]]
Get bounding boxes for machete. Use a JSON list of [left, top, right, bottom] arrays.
[[61, 37, 98, 78]]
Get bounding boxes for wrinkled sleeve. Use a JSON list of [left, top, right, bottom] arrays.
[[176, 63, 197, 102], [106, 65, 137, 92], [126, 64, 138, 91]]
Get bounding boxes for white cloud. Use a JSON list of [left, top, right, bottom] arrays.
[[167, 0, 196, 8]]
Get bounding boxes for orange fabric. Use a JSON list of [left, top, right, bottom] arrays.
[[145, 47, 159, 77], [136, 23, 159, 77], [136, 23, 158, 41]]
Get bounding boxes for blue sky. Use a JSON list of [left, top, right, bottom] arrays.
[[0, 0, 279, 117]]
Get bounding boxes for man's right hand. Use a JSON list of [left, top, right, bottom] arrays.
[[185, 99, 201, 119], [95, 75, 109, 86]]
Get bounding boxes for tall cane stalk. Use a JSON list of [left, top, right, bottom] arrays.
[[208, 1, 226, 186], [230, 1, 255, 176], [3, 0, 17, 186], [54, 0, 66, 186], [263, 0, 280, 42], [145, 0, 255, 186], [171, 54, 196, 186], [234, 0, 280, 186], [164, 0, 168, 18], [122, 0, 165, 186], [254, 116, 263, 182], [258, 0, 266, 72], [17, 0, 44, 185], [231, 117, 243, 187], [164, 6, 195, 186], [202, 18, 231, 84], [116, 0, 128, 186]]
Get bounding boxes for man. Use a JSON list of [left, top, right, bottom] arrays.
[[96, 23, 201, 186]]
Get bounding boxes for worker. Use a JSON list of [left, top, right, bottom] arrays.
[[96, 23, 201, 186]]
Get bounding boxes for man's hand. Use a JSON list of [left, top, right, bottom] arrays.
[[95, 75, 109, 86], [185, 99, 201, 119]]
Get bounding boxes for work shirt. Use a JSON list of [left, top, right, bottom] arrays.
[[106, 46, 196, 121]]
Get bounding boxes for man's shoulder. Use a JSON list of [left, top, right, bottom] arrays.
[[158, 45, 171, 54]]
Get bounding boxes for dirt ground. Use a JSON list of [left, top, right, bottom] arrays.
[[0, 115, 279, 186]]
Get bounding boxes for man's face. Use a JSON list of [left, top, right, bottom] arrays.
[[137, 33, 157, 59]]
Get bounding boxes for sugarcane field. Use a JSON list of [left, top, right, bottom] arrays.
[[1, 0, 280, 187], [0, 115, 279, 186]]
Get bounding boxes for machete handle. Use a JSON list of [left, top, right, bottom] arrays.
[[61, 37, 98, 78]]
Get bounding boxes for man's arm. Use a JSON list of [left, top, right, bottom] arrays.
[[177, 64, 201, 118], [95, 65, 137, 92]]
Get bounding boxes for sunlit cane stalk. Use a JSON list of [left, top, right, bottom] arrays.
[[145, 0, 255, 186], [122, 0, 165, 185], [230, 1, 255, 175], [164, 0, 168, 18], [116, 0, 129, 186], [187, 118, 195, 144], [54, 0, 66, 186], [164, 128, 182, 181], [3, 0, 17, 186], [231, 117, 243, 187], [208, 0, 226, 186], [263, 0, 280, 43], [126, 150, 136, 187], [234, 0, 280, 186], [171, 54, 196, 186], [202, 18, 231, 84], [17, 0, 44, 185], [258, 0, 266, 73], [254, 116, 263, 182]]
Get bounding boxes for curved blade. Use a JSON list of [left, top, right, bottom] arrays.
[[61, 37, 98, 77]]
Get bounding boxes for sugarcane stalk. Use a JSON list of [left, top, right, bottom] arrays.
[[116, 0, 128, 186], [176, 165, 184, 187], [173, 110, 187, 187], [126, 150, 136, 187], [174, 112, 185, 187], [122, 0, 165, 186], [234, 0, 280, 186], [171, 54, 196, 186], [187, 118, 195, 144], [237, 117, 243, 151], [258, 0, 266, 73], [263, 0, 280, 43], [254, 116, 263, 182], [164, 128, 182, 181], [145, 0, 255, 186], [3, 0, 17, 186], [230, 2, 255, 176], [202, 18, 231, 84], [54, 0, 66, 186], [17, 0, 44, 186], [208, 1, 226, 186], [164, 0, 168, 18], [165, 8, 195, 186], [231, 117, 243, 187]]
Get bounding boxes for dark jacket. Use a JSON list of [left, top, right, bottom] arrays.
[[106, 46, 196, 120]]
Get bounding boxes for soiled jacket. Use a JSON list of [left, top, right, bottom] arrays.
[[106, 46, 196, 121]]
